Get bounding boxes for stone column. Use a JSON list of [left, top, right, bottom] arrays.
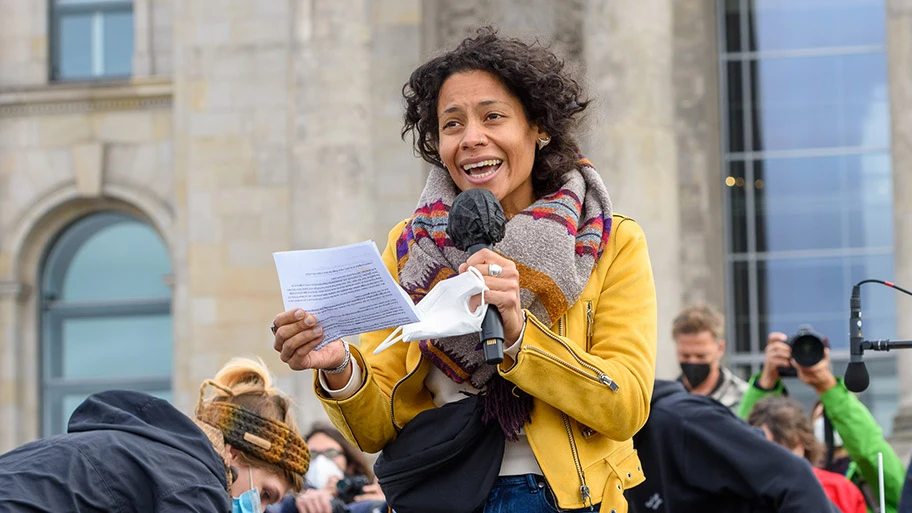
[[422, 0, 585, 64], [583, 0, 680, 379], [887, 0, 912, 458], [132, 0, 152, 77], [672, 1, 725, 311], [171, 0, 298, 412]]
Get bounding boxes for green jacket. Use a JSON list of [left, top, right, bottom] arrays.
[[739, 374, 906, 513]]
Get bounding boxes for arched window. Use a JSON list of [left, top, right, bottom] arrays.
[[40, 212, 172, 435]]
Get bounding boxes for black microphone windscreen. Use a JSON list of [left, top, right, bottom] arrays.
[[446, 189, 506, 251], [844, 361, 870, 392]]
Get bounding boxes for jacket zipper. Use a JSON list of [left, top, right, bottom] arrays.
[[530, 315, 619, 393], [562, 413, 593, 510], [524, 346, 618, 391], [585, 301, 594, 351], [558, 317, 594, 510], [389, 361, 422, 431]]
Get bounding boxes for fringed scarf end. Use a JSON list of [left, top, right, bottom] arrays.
[[480, 376, 534, 442]]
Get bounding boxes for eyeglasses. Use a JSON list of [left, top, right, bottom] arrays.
[[311, 448, 342, 459]]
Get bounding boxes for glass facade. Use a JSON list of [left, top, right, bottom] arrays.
[[52, 0, 134, 80], [719, 0, 898, 434], [40, 213, 172, 435]]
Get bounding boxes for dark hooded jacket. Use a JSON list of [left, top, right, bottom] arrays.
[[900, 454, 912, 513], [0, 390, 230, 512], [626, 380, 838, 513]]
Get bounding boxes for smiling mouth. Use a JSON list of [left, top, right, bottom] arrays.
[[462, 159, 503, 179]]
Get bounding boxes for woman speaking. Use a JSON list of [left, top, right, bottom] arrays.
[[272, 27, 657, 513]]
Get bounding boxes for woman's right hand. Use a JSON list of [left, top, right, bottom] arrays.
[[272, 309, 346, 372]]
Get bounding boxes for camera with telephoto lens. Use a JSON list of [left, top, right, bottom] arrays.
[[778, 324, 827, 377], [336, 474, 370, 504]]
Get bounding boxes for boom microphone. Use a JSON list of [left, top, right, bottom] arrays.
[[845, 285, 869, 392], [446, 189, 507, 364]]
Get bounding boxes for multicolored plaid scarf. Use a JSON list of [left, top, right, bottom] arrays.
[[396, 159, 613, 438]]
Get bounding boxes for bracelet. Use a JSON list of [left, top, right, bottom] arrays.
[[323, 340, 351, 375]]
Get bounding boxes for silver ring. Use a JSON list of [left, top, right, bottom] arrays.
[[489, 263, 503, 277]]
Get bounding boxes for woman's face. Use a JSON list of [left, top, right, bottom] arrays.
[[436, 70, 546, 216], [227, 448, 290, 511], [306, 432, 348, 473]]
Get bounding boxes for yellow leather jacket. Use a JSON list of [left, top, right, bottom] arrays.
[[314, 214, 657, 513]]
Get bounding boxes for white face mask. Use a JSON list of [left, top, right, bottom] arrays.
[[814, 416, 843, 448], [305, 455, 345, 490], [375, 266, 488, 354]]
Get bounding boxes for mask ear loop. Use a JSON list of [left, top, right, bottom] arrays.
[[374, 325, 405, 354], [466, 266, 489, 317]]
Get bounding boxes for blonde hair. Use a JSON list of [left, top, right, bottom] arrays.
[[197, 357, 306, 493], [672, 302, 725, 341]]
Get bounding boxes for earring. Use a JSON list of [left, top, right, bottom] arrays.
[[537, 137, 551, 150]]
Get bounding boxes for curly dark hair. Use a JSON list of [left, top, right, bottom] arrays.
[[402, 27, 590, 198]]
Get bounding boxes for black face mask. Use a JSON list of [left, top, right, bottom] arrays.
[[680, 362, 712, 389]]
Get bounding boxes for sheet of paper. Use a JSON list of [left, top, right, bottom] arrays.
[[273, 241, 420, 350]]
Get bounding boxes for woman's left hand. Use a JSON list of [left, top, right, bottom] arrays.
[[353, 483, 386, 502], [459, 248, 524, 346]]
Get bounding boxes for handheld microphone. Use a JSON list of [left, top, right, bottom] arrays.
[[845, 285, 870, 392], [446, 189, 507, 364]]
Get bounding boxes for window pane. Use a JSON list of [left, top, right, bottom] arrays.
[[57, 0, 133, 5], [58, 13, 93, 79], [759, 253, 895, 350], [723, 0, 742, 53], [60, 219, 172, 301], [59, 314, 172, 379], [726, 161, 749, 253], [754, 153, 892, 252], [752, 53, 889, 151], [726, 62, 746, 153], [102, 11, 133, 76], [748, 0, 886, 52], [731, 262, 752, 353]]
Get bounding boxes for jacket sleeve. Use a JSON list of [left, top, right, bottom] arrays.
[[311, 221, 412, 453], [681, 403, 838, 513], [821, 379, 907, 513], [737, 373, 785, 419], [499, 217, 657, 440]]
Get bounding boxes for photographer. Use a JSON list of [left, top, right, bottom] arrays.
[[278, 423, 386, 513], [738, 331, 907, 513]]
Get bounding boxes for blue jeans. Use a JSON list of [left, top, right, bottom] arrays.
[[480, 474, 598, 513]]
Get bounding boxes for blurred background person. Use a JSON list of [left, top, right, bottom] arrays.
[[672, 303, 748, 413], [740, 332, 906, 513], [628, 379, 839, 513], [748, 396, 867, 513], [274, 423, 386, 513], [0, 357, 309, 512]]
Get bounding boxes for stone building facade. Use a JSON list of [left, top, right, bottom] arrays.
[[0, 0, 908, 456]]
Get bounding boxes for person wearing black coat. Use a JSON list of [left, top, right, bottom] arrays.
[[0, 357, 310, 513], [625, 380, 839, 513], [0, 390, 230, 512], [900, 454, 912, 513]]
